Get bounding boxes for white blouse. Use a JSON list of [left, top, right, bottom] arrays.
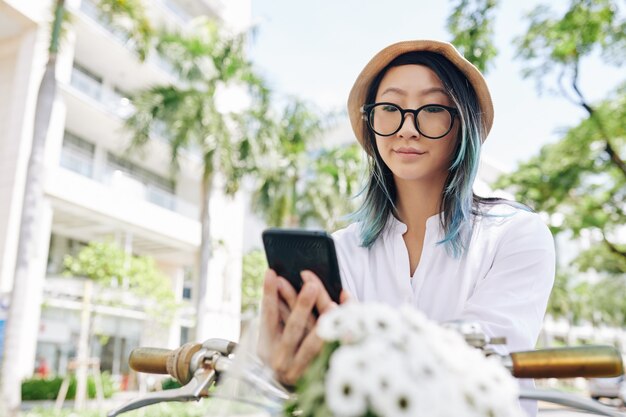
[[332, 203, 556, 416]]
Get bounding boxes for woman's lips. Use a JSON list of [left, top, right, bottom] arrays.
[[394, 147, 426, 155]]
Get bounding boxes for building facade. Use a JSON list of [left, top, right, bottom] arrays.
[[0, 0, 250, 385]]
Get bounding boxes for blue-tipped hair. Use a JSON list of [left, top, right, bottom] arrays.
[[351, 51, 511, 258]]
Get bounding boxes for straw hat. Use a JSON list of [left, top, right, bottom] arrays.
[[347, 40, 494, 149]]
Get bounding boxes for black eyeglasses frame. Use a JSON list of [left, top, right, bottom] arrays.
[[362, 102, 459, 139]]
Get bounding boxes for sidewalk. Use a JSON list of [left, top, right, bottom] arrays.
[[22, 391, 142, 412], [22, 391, 270, 416]]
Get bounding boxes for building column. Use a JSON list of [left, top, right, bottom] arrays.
[[2, 200, 53, 390], [0, 28, 41, 294]]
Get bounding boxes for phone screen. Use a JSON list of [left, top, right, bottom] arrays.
[[262, 229, 342, 304]]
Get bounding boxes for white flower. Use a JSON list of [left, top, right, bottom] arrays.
[[424, 325, 479, 373], [318, 303, 367, 343], [459, 356, 523, 417], [404, 338, 443, 381], [361, 303, 408, 345], [325, 347, 368, 417], [328, 344, 375, 378], [368, 370, 421, 417], [299, 303, 522, 417], [412, 378, 469, 417], [399, 305, 435, 335]]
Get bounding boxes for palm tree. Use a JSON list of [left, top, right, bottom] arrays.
[[301, 143, 364, 231], [251, 101, 364, 231], [125, 19, 270, 342], [251, 100, 322, 228], [0, 1, 152, 413]]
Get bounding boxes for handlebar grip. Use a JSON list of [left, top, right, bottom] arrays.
[[129, 342, 202, 385], [510, 346, 624, 379], [129, 348, 172, 375]]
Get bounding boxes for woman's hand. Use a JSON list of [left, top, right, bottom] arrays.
[[258, 268, 341, 386]]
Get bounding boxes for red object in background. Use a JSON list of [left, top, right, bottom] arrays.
[[35, 357, 50, 378], [120, 373, 130, 391]]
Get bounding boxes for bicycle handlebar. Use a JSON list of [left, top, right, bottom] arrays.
[[116, 340, 625, 417], [129, 342, 202, 384], [510, 345, 624, 379], [130, 343, 624, 385], [128, 347, 171, 375]]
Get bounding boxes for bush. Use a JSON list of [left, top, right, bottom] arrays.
[[22, 372, 115, 400], [161, 377, 182, 390]]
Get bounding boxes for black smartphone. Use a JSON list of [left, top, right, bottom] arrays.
[[262, 228, 342, 304]]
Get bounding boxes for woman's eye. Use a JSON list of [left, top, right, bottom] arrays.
[[424, 106, 445, 113], [381, 105, 399, 112]]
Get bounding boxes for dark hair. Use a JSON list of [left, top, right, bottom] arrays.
[[351, 51, 514, 257]]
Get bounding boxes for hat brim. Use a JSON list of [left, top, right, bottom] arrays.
[[347, 40, 494, 150]]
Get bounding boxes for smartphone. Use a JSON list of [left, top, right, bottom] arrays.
[[262, 228, 342, 304]]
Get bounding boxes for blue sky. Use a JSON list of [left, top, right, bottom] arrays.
[[248, 0, 624, 170]]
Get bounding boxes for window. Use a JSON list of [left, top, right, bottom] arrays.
[[47, 234, 88, 275], [70, 63, 103, 102], [60, 131, 95, 178], [105, 153, 177, 210], [180, 326, 191, 345], [182, 266, 194, 300]]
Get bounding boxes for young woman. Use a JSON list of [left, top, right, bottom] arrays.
[[260, 40, 555, 416]]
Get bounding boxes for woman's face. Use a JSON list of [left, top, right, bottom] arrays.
[[373, 64, 458, 185]]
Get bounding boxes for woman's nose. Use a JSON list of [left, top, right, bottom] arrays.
[[397, 113, 421, 139]]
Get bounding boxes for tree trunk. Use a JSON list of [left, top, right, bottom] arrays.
[[0, 3, 64, 414], [75, 280, 93, 410], [194, 169, 214, 341], [0, 40, 60, 417]]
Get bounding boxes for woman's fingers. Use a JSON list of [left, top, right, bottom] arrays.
[[340, 289, 352, 304], [259, 269, 280, 363], [301, 270, 337, 314], [278, 298, 290, 326], [277, 277, 298, 309], [272, 282, 318, 378], [277, 277, 317, 332], [265, 270, 345, 386], [284, 330, 325, 386]]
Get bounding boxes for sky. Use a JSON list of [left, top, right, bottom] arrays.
[[247, 0, 624, 171]]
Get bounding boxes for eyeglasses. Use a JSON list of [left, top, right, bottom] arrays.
[[362, 102, 458, 139]]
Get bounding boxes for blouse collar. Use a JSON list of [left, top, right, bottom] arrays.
[[387, 212, 442, 235]]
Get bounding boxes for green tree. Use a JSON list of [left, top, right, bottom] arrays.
[[447, 0, 499, 73], [301, 144, 365, 231], [0, 1, 153, 413], [251, 100, 321, 228], [241, 249, 267, 315], [62, 241, 175, 408], [251, 100, 365, 230], [63, 241, 176, 310], [496, 0, 626, 323], [125, 19, 270, 341]]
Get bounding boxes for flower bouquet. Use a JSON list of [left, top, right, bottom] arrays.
[[284, 303, 524, 417]]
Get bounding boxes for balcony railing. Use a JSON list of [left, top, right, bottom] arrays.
[[69, 66, 135, 118], [161, 0, 191, 23], [70, 65, 102, 102], [57, 154, 199, 219], [101, 169, 199, 219], [78, 0, 179, 80], [60, 147, 94, 179], [79, 0, 131, 45]]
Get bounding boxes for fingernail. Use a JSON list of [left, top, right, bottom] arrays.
[[301, 270, 311, 282]]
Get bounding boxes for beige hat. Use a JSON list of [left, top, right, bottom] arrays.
[[347, 40, 494, 149]]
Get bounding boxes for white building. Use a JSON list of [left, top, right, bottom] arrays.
[[0, 0, 250, 385]]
